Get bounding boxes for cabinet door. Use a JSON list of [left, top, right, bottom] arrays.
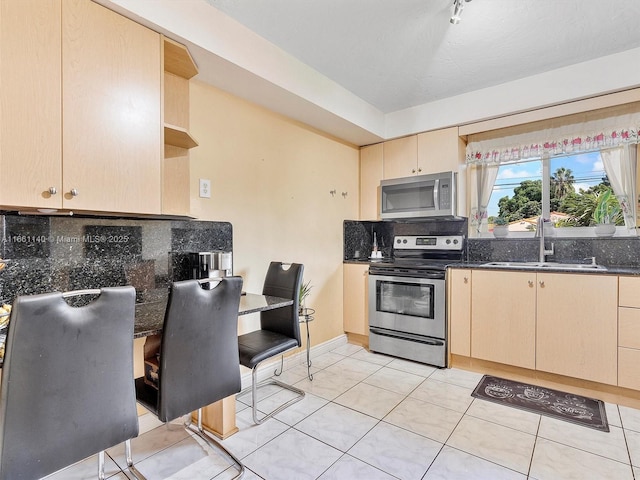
[[471, 270, 536, 369], [62, 0, 162, 214], [360, 144, 383, 220], [0, 0, 62, 209], [383, 136, 417, 179], [417, 127, 464, 174], [536, 273, 617, 385], [343, 264, 369, 335], [448, 268, 471, 356]]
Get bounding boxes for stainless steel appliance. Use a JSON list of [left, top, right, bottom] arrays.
[[190, 251, 233, 280], [368, 218, 467, 367], [380, 171, 457, 220]]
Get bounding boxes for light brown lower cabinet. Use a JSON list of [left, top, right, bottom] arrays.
[[448, 268, 471, 356], [343, 263, 369, 336], [618, 276, 640, 389], [535, 273, 617, 385], [455, 268, 618, 386], [471, 269, 536, 369]]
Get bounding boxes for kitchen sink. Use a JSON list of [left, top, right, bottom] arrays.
[[480, 261, 607, 271]]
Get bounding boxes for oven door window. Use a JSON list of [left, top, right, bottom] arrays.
[[376, 280, 434, 319]]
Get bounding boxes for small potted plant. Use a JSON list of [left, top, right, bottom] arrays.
[[299, 279, 313, 313], [593, 190, 620, 237], [492, 217, 509, 238]]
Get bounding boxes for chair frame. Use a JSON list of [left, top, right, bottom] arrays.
[[133, 277, 245, 480], [247, 349, 306, 424], [238, 262, 306, 424], [0, 287, 143, 480]]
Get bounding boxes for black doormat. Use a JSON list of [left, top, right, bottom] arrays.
[[471, 375, 609, 432]]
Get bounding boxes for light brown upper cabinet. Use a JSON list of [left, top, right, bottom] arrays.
[[382, 136, 418, 180], [1, 0, 162, 215], [0, 0, 62, 210], [417, 127, 465, 174], [63, 0, 162, 214], [382, 128, 465, 181], [162, 37, 198, 216], [359, 143, 383, 220]]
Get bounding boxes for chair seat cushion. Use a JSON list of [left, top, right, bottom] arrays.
[[238, 330, 299, 369]]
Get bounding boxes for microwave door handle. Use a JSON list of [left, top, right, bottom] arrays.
[[433, 178, 439, 209]]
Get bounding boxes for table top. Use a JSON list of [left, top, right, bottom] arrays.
[[134, 292, 293, 338]]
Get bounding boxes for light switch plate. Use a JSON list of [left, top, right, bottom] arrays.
[[199, 179, 211, 198]]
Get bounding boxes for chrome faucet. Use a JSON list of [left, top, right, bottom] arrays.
[[536, 217, 555, 263]]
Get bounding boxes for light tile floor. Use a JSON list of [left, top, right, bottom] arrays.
[[47, 343, 640, 479]]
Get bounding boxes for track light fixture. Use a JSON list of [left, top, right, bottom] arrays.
[[450, 0, 472, 25]]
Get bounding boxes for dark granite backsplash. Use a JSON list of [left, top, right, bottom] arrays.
[[467, 237, 640, 267], [344, 219, 640, 267], [0, 214, 232, 304], [343, 221, 394, 260]]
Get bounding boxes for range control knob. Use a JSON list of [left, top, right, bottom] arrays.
[[453, 239, 459, 244], [396, 238, 401, 244], [403, 239, 408, 244], [446, 239, 451, 244]]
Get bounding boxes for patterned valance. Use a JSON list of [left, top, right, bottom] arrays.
[[466, 102, 640, 164]]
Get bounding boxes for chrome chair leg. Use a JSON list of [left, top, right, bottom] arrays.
[[273, 354, 285, 376], [125, 439, 147, 480], [184, 408, 245, 479], [98, 451, 105, 480], [250, 364, 305, 424]]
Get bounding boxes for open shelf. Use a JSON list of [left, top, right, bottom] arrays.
[[164, 124, 198, 149], [163, 37, 198, 79]]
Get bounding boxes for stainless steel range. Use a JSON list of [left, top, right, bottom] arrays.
[[368, 218, 467, 367]]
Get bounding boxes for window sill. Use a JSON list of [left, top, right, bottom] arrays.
[[474, 226, 637, 239]]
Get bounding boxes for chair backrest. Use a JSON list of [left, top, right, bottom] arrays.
[[0, 286, 138, 480], [157, 276, 243, 423], [260, 262, 304, 345]]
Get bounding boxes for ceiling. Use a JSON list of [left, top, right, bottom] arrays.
[[97, 0, 640, 145]]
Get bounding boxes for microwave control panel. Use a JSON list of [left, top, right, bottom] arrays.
[[439, 181, 451, 210]]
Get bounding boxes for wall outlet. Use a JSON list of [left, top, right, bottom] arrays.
[[199, 179, 211, 198]]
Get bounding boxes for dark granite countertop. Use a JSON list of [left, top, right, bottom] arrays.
[[449, 262, 640, 276], [134, 292, 293, 338], [344, 258, 640, 276]]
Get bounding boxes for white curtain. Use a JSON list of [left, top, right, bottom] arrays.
[[601, 145, 637, 230], [469, 163, 499, 234]]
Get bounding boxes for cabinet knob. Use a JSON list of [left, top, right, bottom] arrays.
[[411, 169, 416, 174], [417, 167, 422, 173], [48, 187, 57, 195], [539, 281, 545, 288], [464, 277, 468, 284], [528, 280, 534, 287], [70, 188, 79, 197]]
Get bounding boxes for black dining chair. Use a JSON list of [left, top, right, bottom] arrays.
[[0, 286, 141, 480], [134, 277, 245, 479], [238, 261, 305, 424]]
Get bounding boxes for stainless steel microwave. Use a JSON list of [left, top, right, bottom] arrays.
[[380, 171, 457, 219]]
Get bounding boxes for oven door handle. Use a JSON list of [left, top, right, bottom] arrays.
[[369, 327, 444, 346]]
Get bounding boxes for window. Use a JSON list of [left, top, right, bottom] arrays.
[[466, 101, 640, 237], [486, 151, 627, 236]]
